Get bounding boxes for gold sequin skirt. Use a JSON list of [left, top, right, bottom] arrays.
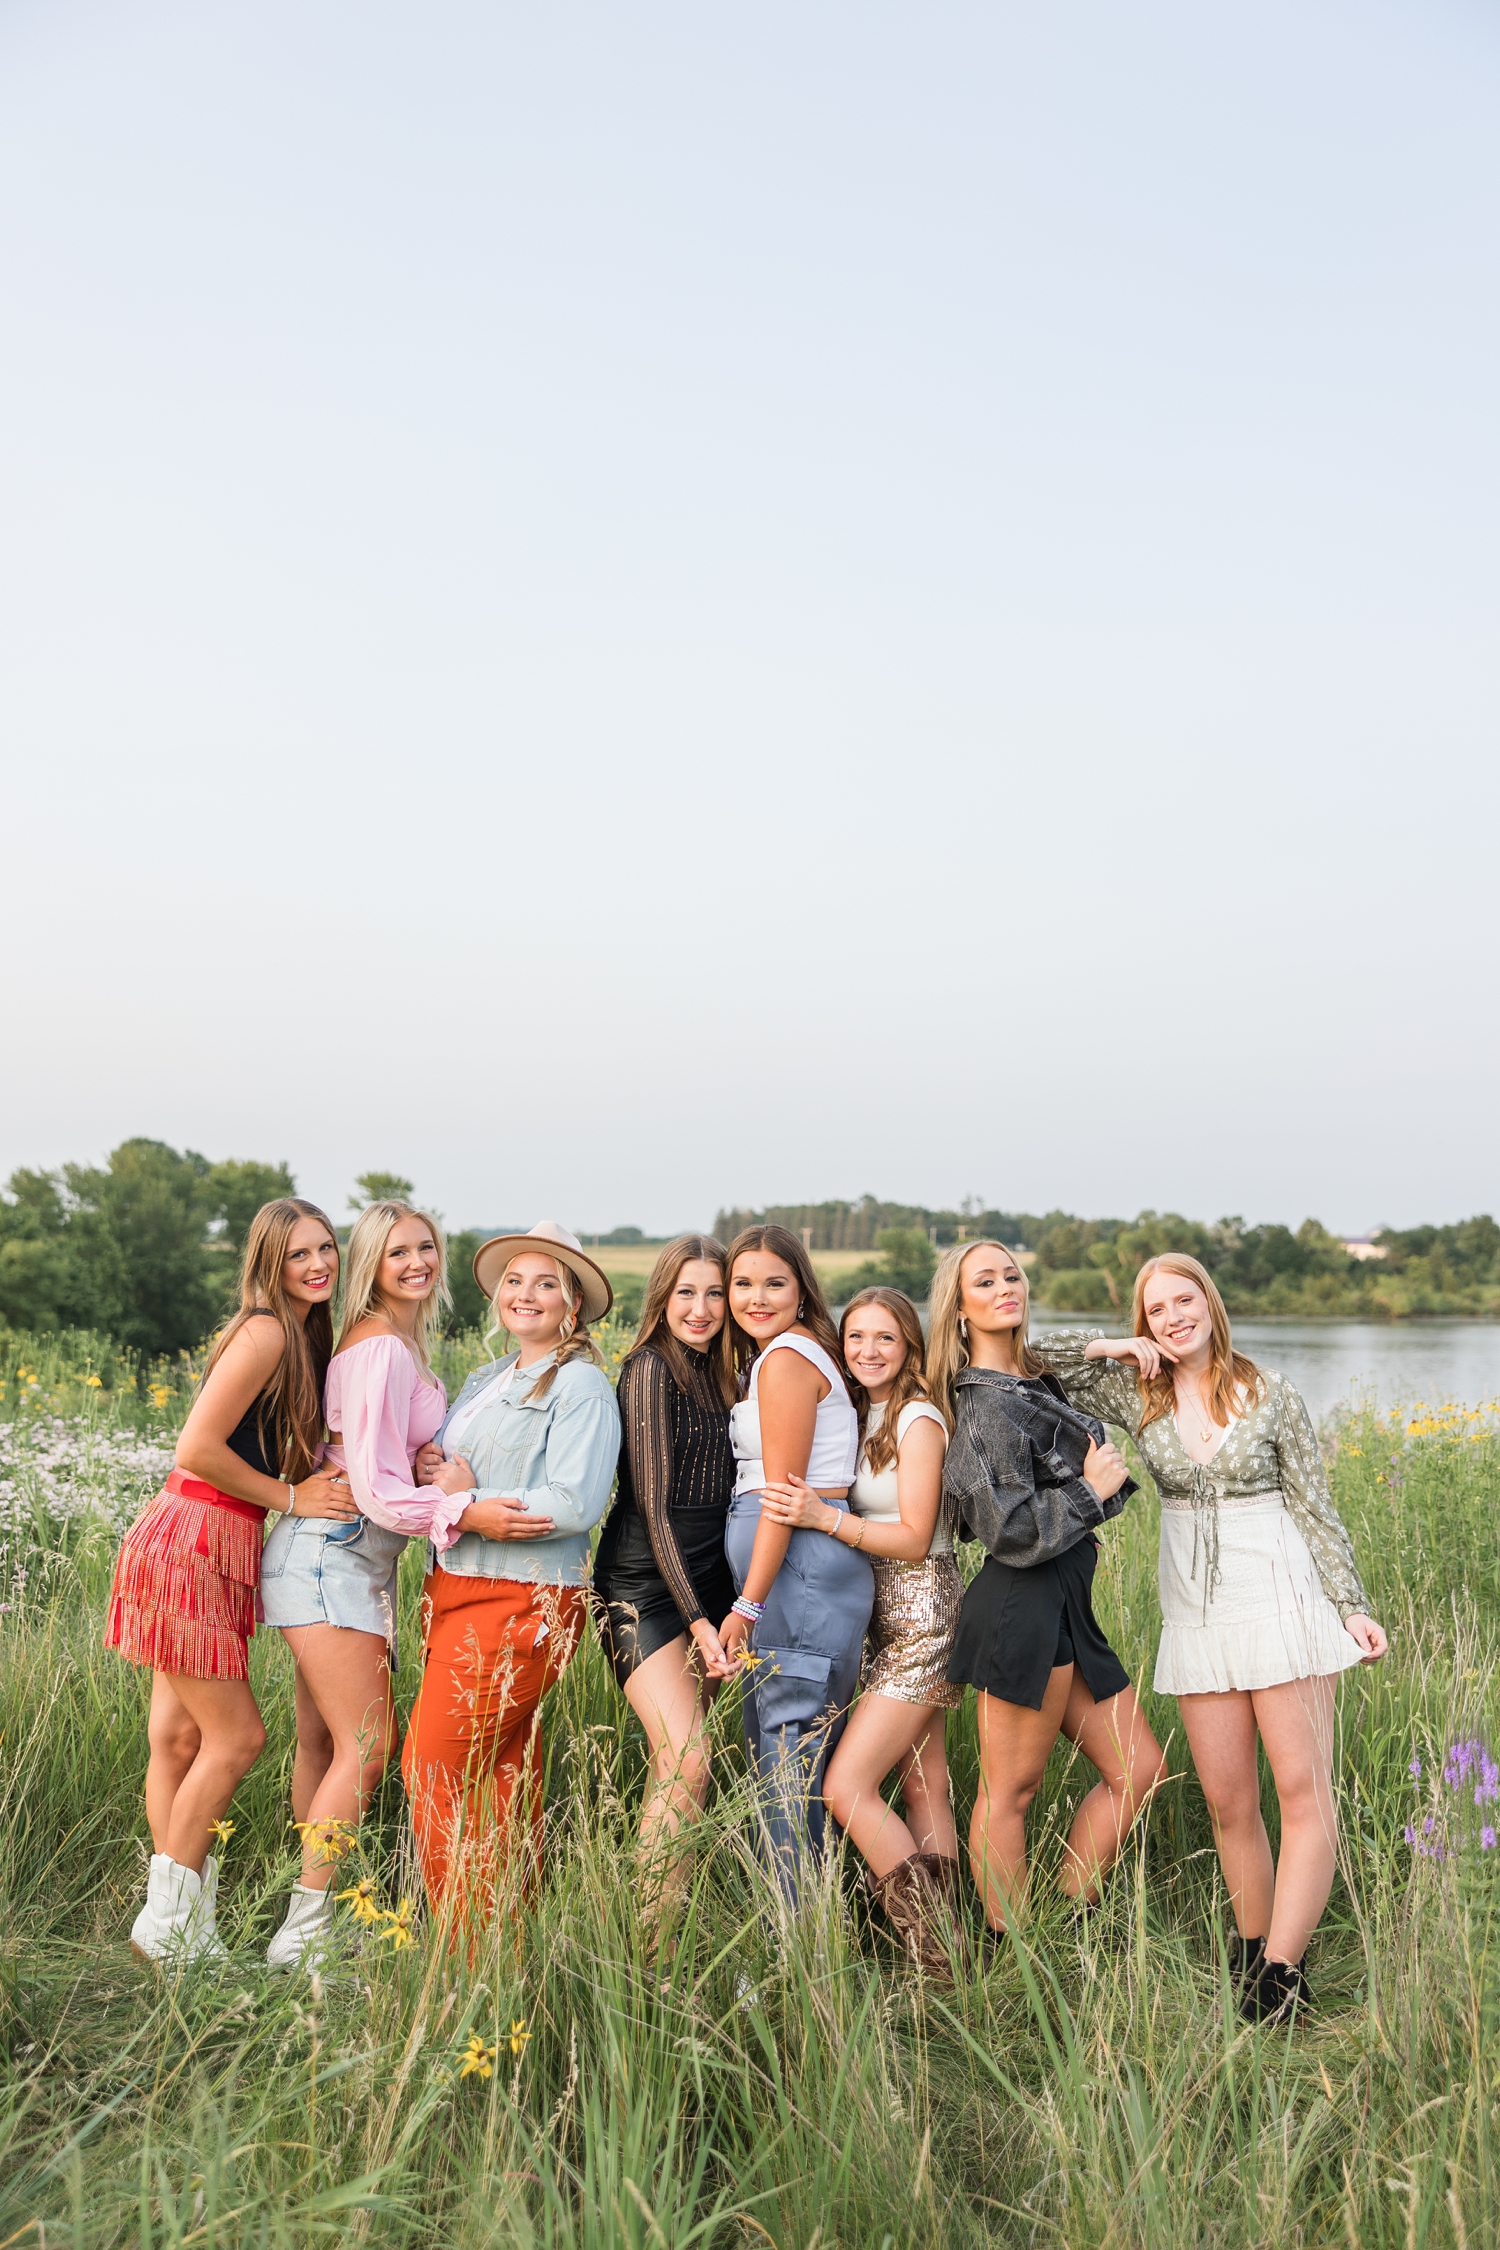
[[864, 1553, 965, 1707]]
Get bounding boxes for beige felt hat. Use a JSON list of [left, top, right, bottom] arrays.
[[471, 1220, 614, 1324]]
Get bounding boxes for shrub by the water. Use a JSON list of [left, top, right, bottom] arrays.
[[0, 1330, 1498, 2245]]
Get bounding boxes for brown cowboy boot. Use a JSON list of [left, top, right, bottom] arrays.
[[868, 1855, 954, 1982]]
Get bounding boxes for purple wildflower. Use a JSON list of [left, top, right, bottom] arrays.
[[1410, 1757, 1423, 1779], [1484, 1828, 1497, 1852], [1404, 1824, 1418, 1846]]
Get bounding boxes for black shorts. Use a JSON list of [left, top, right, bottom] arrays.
[[591, 1503, 735, 1692], [946, 1537, 1131, 1712]]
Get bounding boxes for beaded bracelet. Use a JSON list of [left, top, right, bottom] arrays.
[[731, 1595, 766, 1622]]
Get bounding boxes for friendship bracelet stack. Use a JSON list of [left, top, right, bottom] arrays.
[[731, 1595, 766, 1623]]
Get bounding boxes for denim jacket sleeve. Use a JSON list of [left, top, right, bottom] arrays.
[[470, 1367, 621, 1536], [944, 1374, 1123, 1568]]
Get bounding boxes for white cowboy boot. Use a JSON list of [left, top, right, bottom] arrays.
[[151, 1859, 227, 1963], [129, 1853, 172, 1960], [266, 1883, 335, 1970]]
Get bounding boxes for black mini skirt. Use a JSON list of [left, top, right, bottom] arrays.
[[946, 1536, 1131, 1712], [592, 1502, 736, 1691]]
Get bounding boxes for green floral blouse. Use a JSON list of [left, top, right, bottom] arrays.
[[1038, 1330, 1368, 1620]]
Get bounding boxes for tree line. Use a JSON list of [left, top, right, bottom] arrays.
[[715, 1197, 1500, 1318], [0, 1142, 493, 1357], [2, 1151, 1495, 1359]]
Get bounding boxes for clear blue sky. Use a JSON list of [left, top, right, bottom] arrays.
[[2, 0, 1495, 1235]]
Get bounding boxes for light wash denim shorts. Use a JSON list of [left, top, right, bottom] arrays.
[[260, 1514, 408, 1642]]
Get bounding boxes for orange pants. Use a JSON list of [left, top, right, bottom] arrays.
[[401, 1569, 587, 1932]]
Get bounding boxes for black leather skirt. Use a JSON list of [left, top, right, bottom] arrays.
[[946, 1536, 1131, 1712], [592, 1502, 736, 1691]]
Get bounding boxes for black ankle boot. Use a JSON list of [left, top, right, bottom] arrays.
[[1240, 1953, 1311, 2025], [1226, 1931, 1266, 1991]]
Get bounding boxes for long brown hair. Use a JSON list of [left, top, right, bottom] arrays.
[[840, 1286, 933, 1472], [926, 1239, 1048, 1427], [202, 1197, 336, 1480], [1131, 1253, 1264, 1431], [624, 1235, 743, 1408], [725, 1224, 846, 1391], [336, 1200, 451, 1375], [485, 1251, 606, 1404]]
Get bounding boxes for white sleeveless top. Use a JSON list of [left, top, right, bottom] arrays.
[[730, 1333, 859, 1498], [850, 1400, 951, 1552]]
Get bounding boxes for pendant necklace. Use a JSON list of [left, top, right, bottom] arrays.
[[1179, 1386, 1215, 1446]]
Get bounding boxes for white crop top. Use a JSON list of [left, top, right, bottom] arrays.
[[850, 1399, 951, 1553], [730, 1333, 859, 1498]]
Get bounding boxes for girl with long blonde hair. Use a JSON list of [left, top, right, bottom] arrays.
[[929, 1241, 1166, 1945], [1043, 1252, 1387, 2021], [406, 1223, 621, 1933], [759, 1286, 963, 1974], [593, 1236, 744, 1918], [259, 1198, 460, 1968], [106, 1199, 357, 1962]]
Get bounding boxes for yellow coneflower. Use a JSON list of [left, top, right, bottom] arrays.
[[208, 1819, 235, 1845], [459, 2033, 496, 2080], [380, 1897, 416, 1949], [337, 1876, 382, 1925], [508, 2019, 530, 2056]]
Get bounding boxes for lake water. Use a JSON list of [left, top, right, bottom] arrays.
[[1036, 1316, 1500, 1421]]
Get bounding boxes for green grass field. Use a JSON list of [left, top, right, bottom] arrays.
[[1, 1333, 1497, 2246]]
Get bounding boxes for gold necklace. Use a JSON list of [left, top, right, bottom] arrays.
[[1178, 1386, 1215, 1445]]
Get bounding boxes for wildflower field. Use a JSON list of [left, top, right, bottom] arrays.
[[1, 1330, 1499, 2248]]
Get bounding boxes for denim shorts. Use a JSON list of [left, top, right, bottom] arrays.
[[260, 1513, 409, 1642]]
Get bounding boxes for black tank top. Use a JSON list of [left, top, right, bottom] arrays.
[[223, 1311, 283, 1482]]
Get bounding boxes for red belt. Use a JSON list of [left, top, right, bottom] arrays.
[[166, 1468, 267, 1524]]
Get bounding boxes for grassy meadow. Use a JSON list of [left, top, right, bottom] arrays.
[[1, 1329, 1499, 2246]]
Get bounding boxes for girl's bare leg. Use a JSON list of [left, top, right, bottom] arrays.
[[826, 1694, 955, 1876], [970, 1670, 1073, 1929], [622, 1634, 717, 1905], [1178, 1689, 1275, 1941], [154, 1673, 267, 1872], [1254, 1673, 1339, 1964], [895, 1710, 959, 1860], [281, 1624, 399, 1888], [1055, 1678, 1167, 1902]]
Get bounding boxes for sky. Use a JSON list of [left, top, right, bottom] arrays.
[[2, 0, 1496, 1239]]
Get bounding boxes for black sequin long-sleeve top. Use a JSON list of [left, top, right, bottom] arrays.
[[614, 1345, 736, 1625]]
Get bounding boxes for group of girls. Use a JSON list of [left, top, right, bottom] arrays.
[[105, 1202, 1387, 2022]]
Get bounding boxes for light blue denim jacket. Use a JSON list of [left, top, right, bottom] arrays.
[[434, 1350, 621, 1588]]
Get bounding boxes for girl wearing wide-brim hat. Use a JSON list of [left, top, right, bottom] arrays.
[[407, 1222, 621, 1935]]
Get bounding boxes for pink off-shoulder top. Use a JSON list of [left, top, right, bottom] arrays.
[[323, 1334, 469, 1550]]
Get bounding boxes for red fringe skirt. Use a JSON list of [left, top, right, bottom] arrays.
[[105, 1471, 266, 1681]]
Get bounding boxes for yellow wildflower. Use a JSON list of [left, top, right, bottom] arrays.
[[86, 1374, 103, 1389], [508, 2019, 530, 2056], [459, 2033, 496, 2080], [208, 1819, 235, 1845], [380, 1897, 416, 1949], [294, 1815, 356, 1861], [337, 1876, 382, 1925]]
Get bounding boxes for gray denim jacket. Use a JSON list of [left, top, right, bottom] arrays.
[[943, 1366, 1135, 1568], [435, 1350, 621, 1588]]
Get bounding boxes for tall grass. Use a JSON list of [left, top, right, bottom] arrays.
[[0, 1351, 1497, 2246]]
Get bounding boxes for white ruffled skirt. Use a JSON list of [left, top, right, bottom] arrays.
[[1154, 1492, 1363, 1696]]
